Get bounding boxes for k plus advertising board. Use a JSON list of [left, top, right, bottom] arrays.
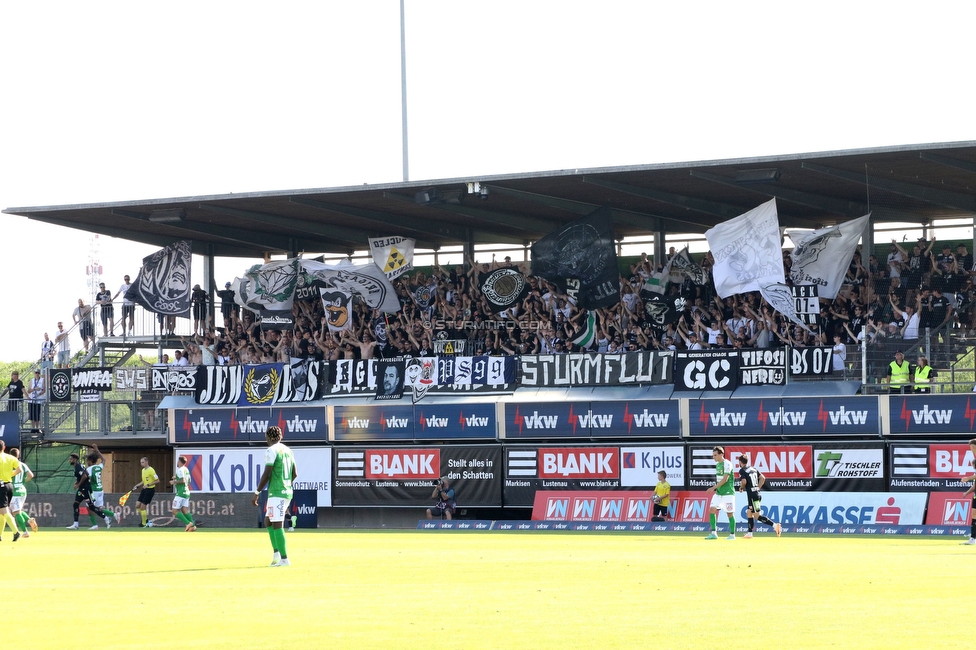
[[890, 444, 975, 490], [332, 445, 502, 507], [176, 447, 332, 506]]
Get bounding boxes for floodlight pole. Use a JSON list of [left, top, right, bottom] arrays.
[[400, 0, 410, 182]]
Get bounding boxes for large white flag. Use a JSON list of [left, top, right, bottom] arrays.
[[787, 214, 869, 299], [705, 199, 784, 298], [368, 236, 415, 280]]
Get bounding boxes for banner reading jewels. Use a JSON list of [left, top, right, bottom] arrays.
[[518, 351, 672, 387], [332, 445, 502, 507]]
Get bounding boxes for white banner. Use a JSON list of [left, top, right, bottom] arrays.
[[787, 214, 869, 299], [706, 199, 784, 298], [176, 447, 332, 507], [368, 236, 415, 280]]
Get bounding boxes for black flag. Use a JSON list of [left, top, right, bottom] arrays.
[[124, 241, 192, 315], [479, 266, 529, 313], [531, 207, 619, 309]]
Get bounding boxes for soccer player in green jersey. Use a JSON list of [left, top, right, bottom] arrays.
[[82, 450, 117, 530], [252, 426, 297, 567], [704, 446, 737, 540], [8, 448, 36, 538], [169, 456, 197, 531]]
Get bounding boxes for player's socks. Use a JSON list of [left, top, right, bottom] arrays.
[[971, 521, 976, 538], [709, 513, 717, 531], [4, 512, 16, 532], [0, 518, 6, 536], [140, 510, 148, 526], [274, 527, 288, 559], [758, 515, 776, 526], [17, 513, 29, 532], [175, 512, 190, 526], [748, 518, 755, 532], [728, 515, 735, 534], [267, 525, 278, 552]]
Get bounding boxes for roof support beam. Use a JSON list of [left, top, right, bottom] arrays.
[[381, 192, 560, 235], [801, 162, 976, 213], [581, 177, 747, 220], [196, 204, 364, 250], [290, 197, 524, 245], [29, 215, 181, 250], [919, 151, 976, 175], [486, 183, 711, 233], [110, 208, 299, 253]]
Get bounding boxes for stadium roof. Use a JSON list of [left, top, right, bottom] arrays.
[[6, 141, 976, 258]]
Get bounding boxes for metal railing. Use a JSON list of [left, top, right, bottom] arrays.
[[861, 321, 976, 394]]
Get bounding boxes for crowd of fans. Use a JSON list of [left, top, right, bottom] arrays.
[[37, 238, 976, 386]]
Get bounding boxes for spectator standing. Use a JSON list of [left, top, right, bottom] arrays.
[[4, 372, 25, 417], [217, 281, 238, 330], [914, 356, 936, 393], [28, 369, 44, 432], [191, 284, 209, 336], [73, 298, 95, 352], [831, 335, 847, 377], [114, 274, 135, 335], [55, 322, 71, 367], [40, 333, 55, 371], [95, 282, 114, 337]]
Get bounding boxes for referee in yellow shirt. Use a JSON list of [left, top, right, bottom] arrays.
[[131, 457, 160, 528], [0, 441, 22, 540]]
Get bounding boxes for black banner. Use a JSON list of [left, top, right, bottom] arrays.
[[480, 267, 530, 313], [332, 445, 502, 507], [49, 369, 71, 402], [260, 314, 295, 330], [376, 360, 405, 400], [518, 352, 672, 387], [194, 366, 245, 405], [325, 357, 514, 397], [530, 207, 620, 309], [641, 293, 684, 326], [790, 347, 833, 377], [673, 350, 739, 391], [124, 240, 191, 316]]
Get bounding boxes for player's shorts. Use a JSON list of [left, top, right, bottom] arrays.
[[0, 483, 12, 509], [75, 488, 91, 503], [265, 497, 291, 523], [89, 491, 105, 507], [746, 494, 762, 513], [138, 488, 155, 505], [653, 503, 669, 517], [710, 493, 735, 514], [172, 496, 190, 510], [9, 496, 25, 512]]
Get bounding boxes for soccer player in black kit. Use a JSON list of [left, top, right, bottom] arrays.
[[737, 455, 782, 538]]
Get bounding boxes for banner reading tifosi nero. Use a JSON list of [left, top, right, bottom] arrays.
[[519, 352, 672, 387], [890, 443, 974, 491], [504, 445, 685, 507], [332, 445, 502, 507], [689, 442, 885, 492]]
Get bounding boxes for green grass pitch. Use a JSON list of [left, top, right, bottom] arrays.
[[10, 528, 970, 649]]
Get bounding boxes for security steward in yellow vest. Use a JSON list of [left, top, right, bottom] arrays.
[[914, 356, 936, 394], [886, 350, 912, 395]]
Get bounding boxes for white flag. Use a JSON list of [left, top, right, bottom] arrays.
[[368, 236, 415, 280], [705, 199, 785, 298], [787, 214, 869, 299], [760, 283, 813, 334], [318, 288, 353, 332]]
